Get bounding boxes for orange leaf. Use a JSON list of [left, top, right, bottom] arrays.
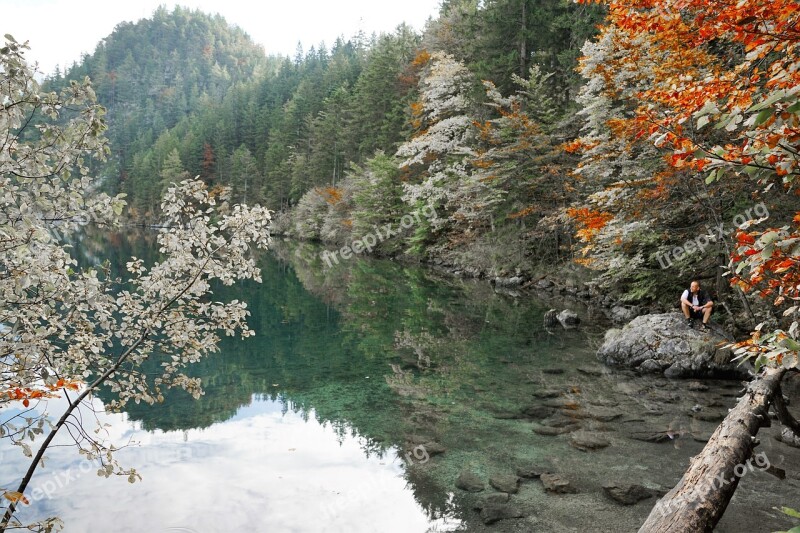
[[3, 491, 29, 505]]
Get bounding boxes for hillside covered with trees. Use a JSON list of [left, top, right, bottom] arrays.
[[48, 0, 799, 335]]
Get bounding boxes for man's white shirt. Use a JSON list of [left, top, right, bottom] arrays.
[[681, 290, 699, 306]]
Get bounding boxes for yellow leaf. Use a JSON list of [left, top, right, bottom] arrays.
[[4, 491, 29, 505]]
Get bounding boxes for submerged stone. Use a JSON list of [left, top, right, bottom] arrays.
[[570, 431, 611, 451], [540, 473, 578, 494], [516, 463, 553, 479], [489, 474, 520, 494], [480, 503, 525, 524], [533, 424, 576, 436], [522, 405, 556, 419], [472, 492, 510, 510], [603, 483, 652, 505], [456, 471, 486, 492]]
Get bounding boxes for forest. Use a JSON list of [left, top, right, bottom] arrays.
[[48, 0, 800, 407], [46, 1, 799, 332]]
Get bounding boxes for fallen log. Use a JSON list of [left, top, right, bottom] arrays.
[[639, 367, 787, 532]]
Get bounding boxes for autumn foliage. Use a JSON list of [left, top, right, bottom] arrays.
[[3, 380, 81, 408], [318, 186, 343, 205], [567, 207, 613, 243], [576, 0, 799, 183], [571, 0, 800, 366]]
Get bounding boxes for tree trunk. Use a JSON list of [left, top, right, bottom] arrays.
[[519, 1, 527, 78], [639, 368, 785, 532]]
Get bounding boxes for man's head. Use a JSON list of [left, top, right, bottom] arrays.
[[690, 281, 700, 293]]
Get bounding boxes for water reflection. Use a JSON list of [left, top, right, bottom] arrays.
[[8, 396, 459, 532], [7, 232, 793, 532]]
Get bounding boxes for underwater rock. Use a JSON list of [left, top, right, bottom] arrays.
[[489, 474, 520, 494], [570, 431, 611, 451], [522, 405, 556, 419], [533, 424, 577, 436], [603, 483, 653, 505], [540, 473, 578, 494], [776, 427, 800, 448], [456, 471, 486, 492], [516, 463, 553, 479], [472, 493, 509, 510], [480, 502, 525, 524]]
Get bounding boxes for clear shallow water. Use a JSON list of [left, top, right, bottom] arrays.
[[3, 233, 800, 532]]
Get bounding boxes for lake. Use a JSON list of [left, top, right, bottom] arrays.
[[3, 233, 799, 532]]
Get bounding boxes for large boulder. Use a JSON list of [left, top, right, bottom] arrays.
[[597, 312, 748, 378]]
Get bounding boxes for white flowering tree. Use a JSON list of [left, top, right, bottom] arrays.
[[396, 52, 480, 235], [0, 37, 270, 532], [564, 27, 665, 289]]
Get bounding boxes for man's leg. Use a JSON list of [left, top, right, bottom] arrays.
[[681, 301, 694, 327], [702, 305, 713, 325]]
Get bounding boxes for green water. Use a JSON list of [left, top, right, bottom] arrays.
[[6, 232, 800, 532]]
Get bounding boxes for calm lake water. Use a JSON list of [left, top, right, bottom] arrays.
[[4, 233, 799, 532]]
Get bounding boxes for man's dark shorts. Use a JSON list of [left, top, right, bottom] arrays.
[[689, 307, 714, 320]]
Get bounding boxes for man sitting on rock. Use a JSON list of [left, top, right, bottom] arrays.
[[680, 280, 713, 331]]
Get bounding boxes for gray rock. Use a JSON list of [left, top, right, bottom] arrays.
[[776, 427, 800, 448], [489, 474, 520, 494], [540, 415, 581, 428], [540, 397, 580, 409], [534, 424, 577, 436], [456, 471, 485, 492], [557, 309, 581, 329], [480, 503, 524, 524], [603, 483, 653, 505], [535, 279, 554, 290], [596, 312, 747, 378], [422, 441, 447, 456], [627, 429, 678, 443], [639, 359, 663, 373], [516, 464, 553, 479], [570, 431, 611, 451], [690, 410, 725, 422], [523, 405, 556, 419], [541, 473, 578, 494], [494, 276, 523, 288], [664, 363, 687, 379], [611, 305, 641, 324], [543, 309, 559, 328], [472, 493, 510, 510], [571, 407, 623, 422], [688, 381, 710, 391]]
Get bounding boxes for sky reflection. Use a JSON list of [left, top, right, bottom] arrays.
[[4, 395, 460, 533]]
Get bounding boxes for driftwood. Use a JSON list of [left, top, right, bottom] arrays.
[[639, 367, 788, 532]]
